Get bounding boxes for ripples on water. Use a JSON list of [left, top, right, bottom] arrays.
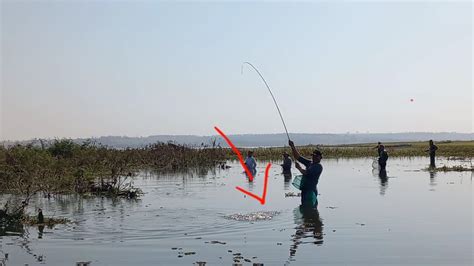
[[0, 157, 472, 265]]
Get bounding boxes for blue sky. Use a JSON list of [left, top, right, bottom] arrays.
[[1, 1, 472, 140]]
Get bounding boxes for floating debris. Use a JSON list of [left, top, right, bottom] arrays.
[[210, 240, 226, 245], [195, 262, 206, 266], [224, 211, 280, 222], [184, 252, 196, 256], [326, 206, 338, 209]]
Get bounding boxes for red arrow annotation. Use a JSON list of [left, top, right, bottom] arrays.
[[214, 126, 270, 205]]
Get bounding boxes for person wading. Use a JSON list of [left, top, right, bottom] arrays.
[[425, 140, 438, 168], [289, 140, 323, 208], [374, 142, 384, 157], [281, 151, 292, 177], [244, 151, 257, 178], [378, 145, 389, 170]]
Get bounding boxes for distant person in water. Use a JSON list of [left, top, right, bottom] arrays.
[[37, 208, 44, 224], [281, 151, 292, 176], [289, 140, 323, 208], [244, 151, 257, 177], [425, 140, 438, 168], [373, 142, 384, 157], [378, 145, 389, 170]]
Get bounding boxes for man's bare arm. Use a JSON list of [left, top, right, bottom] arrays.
[[289, 140, 301, 160]]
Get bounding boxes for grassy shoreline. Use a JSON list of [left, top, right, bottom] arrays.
[[227, 140, 474, 160], [0, 139, 471, 227]]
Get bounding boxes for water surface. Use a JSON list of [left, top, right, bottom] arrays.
[[0, 157, 472, 265]]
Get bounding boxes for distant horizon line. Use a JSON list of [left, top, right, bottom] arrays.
[[2, 131, 473, 142]]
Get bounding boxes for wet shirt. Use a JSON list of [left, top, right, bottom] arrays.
[[429, 144, 438, 156], [377, 146, 384, 156], [297, 157, 322, 193], [282, 157, 292, 173], [244, 156, 257, 171], [379, 150, 388, 164]]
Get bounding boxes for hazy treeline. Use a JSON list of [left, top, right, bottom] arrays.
[[2, 132, 473, 149]]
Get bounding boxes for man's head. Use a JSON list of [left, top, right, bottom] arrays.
[[312, 150, 322, 163], [248, 151, 254, 157], [429, 139, 433, 145], [283, 151, 289, 158], [379, 144, 385, 150]]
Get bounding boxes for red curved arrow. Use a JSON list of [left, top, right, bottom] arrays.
[[214, 126, 270, 205]]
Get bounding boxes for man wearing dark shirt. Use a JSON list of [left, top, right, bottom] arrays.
[[281, 152, 292, 175], [378, 145, 388, 170], [374, 142, 384, 157], [425, 140, 438, 167], [289, 140, 323, 208]]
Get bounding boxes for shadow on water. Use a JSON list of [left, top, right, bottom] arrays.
[[289, 206, 324, 260]]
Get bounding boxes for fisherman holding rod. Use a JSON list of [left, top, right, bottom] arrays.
[[289, 140, 323, 208], [242, 62, 323, 208]]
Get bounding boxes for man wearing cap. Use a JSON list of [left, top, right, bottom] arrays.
[[289, 140, 323, 208], [281, 152, 292, 176]]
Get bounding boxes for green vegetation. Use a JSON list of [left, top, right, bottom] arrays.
[[0, 139, 225, 226], [230, 140, 474, 160], [0, 139, 472, 227], [432, 165, 474, 172]]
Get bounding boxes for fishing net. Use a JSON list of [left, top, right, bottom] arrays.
[[292, 175, 304, 190], [372, 158, 380, 169]]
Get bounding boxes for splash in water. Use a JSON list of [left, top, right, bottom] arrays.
[[224, 211, 280, 222]]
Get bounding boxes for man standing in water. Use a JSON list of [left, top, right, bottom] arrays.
[[281, 151, 292, 177], [425, 140, 438, 168], [378, 145, 389, 170], [373, 142, 384, 157], [289, 140, 323, 208], [244, 151, 257, 178]]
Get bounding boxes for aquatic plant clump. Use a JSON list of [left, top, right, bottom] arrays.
[[427, 165, 474, 172], [0, 140, 225, 198], [21, 215, 70, 226]]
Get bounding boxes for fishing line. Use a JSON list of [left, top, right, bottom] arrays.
[[241, 62, 290, 141]]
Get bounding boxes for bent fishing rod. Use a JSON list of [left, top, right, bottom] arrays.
[[241, 62, 290, 141]]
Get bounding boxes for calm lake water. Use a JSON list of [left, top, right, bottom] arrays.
[[1, 157, 472, 265]]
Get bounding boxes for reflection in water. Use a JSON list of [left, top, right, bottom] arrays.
[[37, 225, 45, 239], [372, 168, 388, 195], [378, 168, 388, 195], [289, 206, 324, 259], [429, 168, 437, 186], [284, 173, 292, 190], [0, 220, 24, 237]]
